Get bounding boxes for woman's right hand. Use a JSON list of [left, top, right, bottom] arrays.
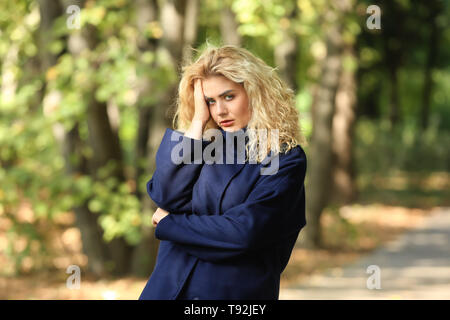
[[193, 79, 211, 125], [152, 207, 169, 226]]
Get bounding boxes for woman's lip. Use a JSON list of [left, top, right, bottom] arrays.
[[220, 120, 234, 126]]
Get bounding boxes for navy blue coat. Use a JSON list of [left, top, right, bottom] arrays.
[[139, 126, 307, 300]]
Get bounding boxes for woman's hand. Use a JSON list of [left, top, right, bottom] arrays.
[[193, 79, 211, 125], [152, 207, 170, 226], [185, 79, 210, 140]]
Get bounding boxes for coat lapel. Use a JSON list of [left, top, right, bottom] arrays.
[[201, 127, 248, 214], [215, 152, 246, 215]]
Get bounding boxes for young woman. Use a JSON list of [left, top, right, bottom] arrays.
[[139, 44, 307, 300]]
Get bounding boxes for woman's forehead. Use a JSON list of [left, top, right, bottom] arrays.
[[203, 75, 239, 90]]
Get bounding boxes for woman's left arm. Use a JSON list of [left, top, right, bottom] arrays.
[[147, 128, 210, 214], [155, 148, 307, 262]]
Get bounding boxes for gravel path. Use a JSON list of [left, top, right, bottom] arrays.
[[280, 207, 450, 300]]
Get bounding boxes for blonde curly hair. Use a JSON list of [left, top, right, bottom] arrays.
[[172, 43, 306, 163]]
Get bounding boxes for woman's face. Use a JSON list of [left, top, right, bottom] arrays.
[[202, 75, 251, 132]]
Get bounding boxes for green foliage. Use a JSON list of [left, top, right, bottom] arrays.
[[296, 88, 313, 138], [92, 179, 144, 245], [0, 0, 159, 273], [355, 117, 450, 176], [0, 0, 449, 275]]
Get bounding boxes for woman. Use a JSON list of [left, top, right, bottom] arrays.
[[139, 44, 307, 300]]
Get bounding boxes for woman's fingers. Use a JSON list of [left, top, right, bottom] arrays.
[[152, 208, 170, 226], [193, 79, 210, 123]]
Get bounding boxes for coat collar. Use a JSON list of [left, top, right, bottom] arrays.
[[218, 125, 248, 136], [205, 126, 249, 214], [217, 125, 249, 164]]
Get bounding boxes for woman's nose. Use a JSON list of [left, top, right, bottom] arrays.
[[216, 101, 227, 115]]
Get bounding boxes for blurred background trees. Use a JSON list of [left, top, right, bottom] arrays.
[[0, 0, 448, 278]]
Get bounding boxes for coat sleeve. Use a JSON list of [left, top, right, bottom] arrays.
[[154, 147, 307, 262], [147, 128, 210, 214]]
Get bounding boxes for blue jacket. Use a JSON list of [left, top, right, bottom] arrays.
[[139, 127, 307, 300]]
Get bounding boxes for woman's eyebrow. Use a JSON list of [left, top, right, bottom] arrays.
[[204, 89, 234, 100]]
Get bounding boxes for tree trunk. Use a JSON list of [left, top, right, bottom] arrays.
[[85, 93, 133, 275], [63, 124, 112, 276], [160, 0, 187, 68], [382, 0, 404, 129], [62, 0, 133, 276], [183, 0, 199, 61], [130, 0, 160, 277], [302, 3, 344, 248], [420, 0, 441, 130], [274, 3, 299, 92], [388, 66, 399, 127], [38, 0, 113, 276], [37, 0, 62, 69], [220, 2, 242, 47], [133, 0, 159, 202], [331, 45, 358, 205]]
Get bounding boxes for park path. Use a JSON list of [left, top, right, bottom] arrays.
[[279, 207, 450, 300]]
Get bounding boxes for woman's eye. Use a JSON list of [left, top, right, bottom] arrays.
[[206, 95, 233, 105]]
